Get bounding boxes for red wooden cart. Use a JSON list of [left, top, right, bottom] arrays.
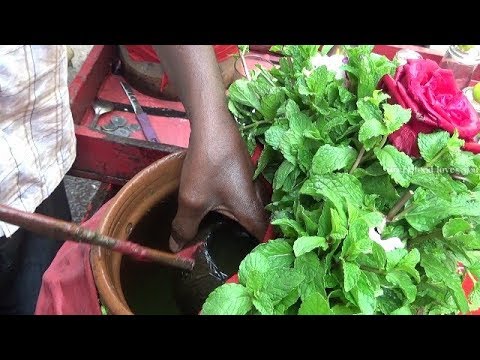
[[67, 45, 480, 313]]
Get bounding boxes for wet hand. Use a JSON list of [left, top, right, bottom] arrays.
[[169, 119, 268, 253]]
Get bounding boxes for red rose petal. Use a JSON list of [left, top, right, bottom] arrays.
[[463, 141, 480, 154], [388, 119, 435, 157], [381, 75, 407, 108], [396, 81, 423, 117], [394, 64, 405, 82], [426, 68, 458, 95]]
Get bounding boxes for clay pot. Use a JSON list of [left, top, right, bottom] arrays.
[[118, 45, 236, 100], [90, 152, 185, 315], [90, 150, 259, 315]]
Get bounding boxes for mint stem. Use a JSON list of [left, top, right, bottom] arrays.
[[241, 120, 270, 130], [360, 265, 386, 275], [349, 147, 366, 174], [240, 52, 252, 81], [379, 134, 389, 149], [392, 204, 415, 223], [451, 174, 474, 184], [428, 147, 448, 166], [387, 190, 414, 222]]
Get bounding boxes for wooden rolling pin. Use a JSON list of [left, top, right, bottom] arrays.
[[0, 204, 194, 271]]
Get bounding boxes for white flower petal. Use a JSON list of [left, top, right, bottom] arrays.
[[369, 226, 405, 252], [309, 54, 346, 80], [369, 227, 382, 242]]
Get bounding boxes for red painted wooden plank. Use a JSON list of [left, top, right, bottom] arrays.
[[71, 125, 182, 185], [80, 108, 190, 148], [69, 45, 116, 124], [97, 74, 187, 113]]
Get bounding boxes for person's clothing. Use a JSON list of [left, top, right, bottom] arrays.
[[123, 45, 239, 91], [0, 180, 71, 314], [0, 45, 76, 238]]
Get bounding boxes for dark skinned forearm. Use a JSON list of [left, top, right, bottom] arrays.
[[153, 45, 236, 140]]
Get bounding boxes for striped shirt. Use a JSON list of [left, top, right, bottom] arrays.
[[0, 45, 76, 237]]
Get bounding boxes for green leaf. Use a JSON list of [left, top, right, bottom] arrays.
[[228, 79, 261, 110], [450, 192, 480, 218], [360, 174, 399, 208], [271, 217, 305, 238], [467, 263, 480, 279], [374, 145, 414, 187], [357, 98, 385, 150], [295, 252, 326, 299], [296, 204, 320, 236], [468, 283, 480, 312], [358, 119, 385, 150], [421, 251, 469, 314], [261, 268, 304, 305], [298, 291, 333, 315], [396, 249, 421, 283], [282, 166, 301, 193], [331, 305, 359, 314], [443, 218, 472, 238], [238, 252, 270, 291], [306, 66, 331, 96], [382, 104, 411, 133], [278, 131, 301, 165], [351, 272, 376, 314], [286, 100, 311, 134], [311, 144, 357, 175], [330, 207, 348, 240], [253, 292, 275, 315], [405, 189, 452, 231], [264, 125, 287, 150], [253, 239, 295, 269], [386, 271, 417, 303], [298, 143, 315, 172], [369, 90, 391, 107], [341, 217, 374, 260], [253, 144, 274, 180], [300, 173, 364, 208], [274, 289, 301, 315], [316, 203, 333, 239], [377, 288, 404, 314], [385, 248, 409, 271], [202, 284, 253, 315], [357, 53, 396, 98], [293, 236, 327, 257], [343, 261, 361, 292], [410, 171, 457, 199], [260, 88, 285, 120], [273, 160, 295, 190], [372, 242, 387, 269], [391, 306, 413, 315]]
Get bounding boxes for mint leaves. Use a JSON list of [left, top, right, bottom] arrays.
[[202, 284, 253, 315], [202, 45, 479, 316]]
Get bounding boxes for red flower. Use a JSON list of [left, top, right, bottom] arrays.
[[380, 59, 480, 157]]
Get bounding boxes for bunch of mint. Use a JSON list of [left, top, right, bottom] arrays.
[[202, 45, 480, 315]]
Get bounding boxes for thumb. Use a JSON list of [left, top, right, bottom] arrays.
[[169, 201, 207, 253]]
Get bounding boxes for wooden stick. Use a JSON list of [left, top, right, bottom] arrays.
[[386, 190, 414, 222], [0, 204, 194, 271]]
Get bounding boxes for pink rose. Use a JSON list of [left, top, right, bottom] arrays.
[[380, 59, 480, 157]]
